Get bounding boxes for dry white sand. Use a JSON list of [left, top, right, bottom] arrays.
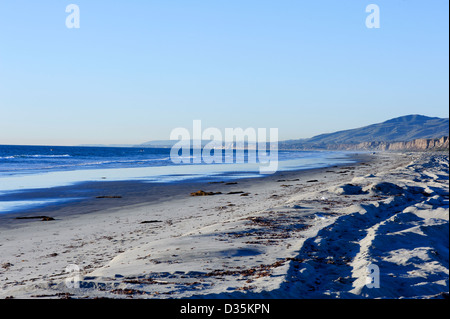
[[0, 152, 448, 299]]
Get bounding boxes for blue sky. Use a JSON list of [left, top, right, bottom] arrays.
[[0, 0, 448, 145]]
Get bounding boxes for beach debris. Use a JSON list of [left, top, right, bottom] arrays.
[[236, 285, 256, 291], [2, 262, 13, 269], [96, 195, 122, 198], [110, 288, 149, 296], [205, 258, 303, 279], [225, 182, 238, 185], [227, 191, 244, 195], [307, 180, 319, 183], [30, 293, 73, 299], [190, 190, 222, 196], [240, 193, 250, 196], [277, 179, 299, 182], [140, 220, 162, 224], [15, 216, 55, 221], [165, 220, 173, 226]]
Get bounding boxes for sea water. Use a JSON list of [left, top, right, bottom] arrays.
[[0, 145, 356, 214]]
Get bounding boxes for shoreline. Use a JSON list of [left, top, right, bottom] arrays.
[[0, 151, 448, 299], [0, 151, 367, 226]]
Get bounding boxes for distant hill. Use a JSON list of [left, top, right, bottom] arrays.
[[133, 115, 449, 151], [137, 140, 242, 149], [137, 140, 176, 148], [280, 115, 449, 150]]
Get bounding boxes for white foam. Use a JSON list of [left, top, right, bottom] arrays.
[[0, 198, 78, 213]]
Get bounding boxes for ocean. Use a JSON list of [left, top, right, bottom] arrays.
[[0, 145, 356, 214]]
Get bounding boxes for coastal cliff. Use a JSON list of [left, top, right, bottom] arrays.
[[329, 136, 449, 151], [279, 115, 449, 152]]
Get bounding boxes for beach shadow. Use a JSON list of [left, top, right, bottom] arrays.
[[190, 189, 448, 299]]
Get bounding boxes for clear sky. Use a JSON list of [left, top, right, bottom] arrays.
[[0, 0, 448, 145]]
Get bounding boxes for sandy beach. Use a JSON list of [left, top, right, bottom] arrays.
[[0, 151, 448, 299]]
